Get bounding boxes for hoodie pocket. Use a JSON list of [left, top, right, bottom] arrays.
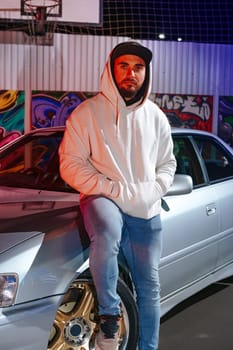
[[115, 181, 161, 217]]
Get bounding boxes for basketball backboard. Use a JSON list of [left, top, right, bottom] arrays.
[[0, 0, 102, 25]]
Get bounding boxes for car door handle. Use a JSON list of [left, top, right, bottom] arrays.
[[206, 204, 216, 216]]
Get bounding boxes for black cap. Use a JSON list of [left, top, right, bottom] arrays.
[[111, 41, 152, 65]]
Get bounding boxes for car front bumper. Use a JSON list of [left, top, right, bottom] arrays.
[[0, 294, 63, 350]]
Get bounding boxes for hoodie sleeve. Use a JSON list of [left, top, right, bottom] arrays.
[[154, 114, 177, 197], [59, 113, 120, 197]]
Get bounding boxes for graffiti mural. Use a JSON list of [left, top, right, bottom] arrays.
[[218, 96, 233, 147], [0, 90, 218, 148], [0, 90, 25, 147], [31, 91, 90, 128], [151, 93, 213, 131]]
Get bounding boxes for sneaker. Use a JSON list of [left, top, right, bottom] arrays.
[[95, 315, 121, 350]]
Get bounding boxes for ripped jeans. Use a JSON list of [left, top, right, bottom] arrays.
[[80, 196, 162, 350]]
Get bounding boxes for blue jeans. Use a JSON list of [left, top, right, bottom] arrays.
[[81, 196, 162, 350]]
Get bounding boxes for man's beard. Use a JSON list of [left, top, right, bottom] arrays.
[[118, 87, 139, 99]]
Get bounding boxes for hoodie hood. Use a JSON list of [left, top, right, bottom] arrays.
[[100, 41, 152, 110]]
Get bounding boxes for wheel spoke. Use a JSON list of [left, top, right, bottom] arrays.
[[71, 282, 96, 319], [55, 308, 71, 324], [47, 325, 65, 350], [48, 280, 98, 350]]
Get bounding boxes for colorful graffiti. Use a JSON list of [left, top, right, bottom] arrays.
[[0, 90, 224, 149], [151, 93, 213, 131], [218, 96, 233, 147], [0, 127, 22, 148], [31, 91, 88, 128], [0, 90, 25, 147]]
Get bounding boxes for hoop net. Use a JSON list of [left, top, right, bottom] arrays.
[[53, 0, 233, 45], [23, 0, 60, 45]]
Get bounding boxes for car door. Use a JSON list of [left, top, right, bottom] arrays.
[[192, 134, 233, 272], [159, 134, 219, 301]]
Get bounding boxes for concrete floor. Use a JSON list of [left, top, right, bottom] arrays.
[[159, 276, 233, 350]]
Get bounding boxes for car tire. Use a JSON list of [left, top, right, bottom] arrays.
[[117, 278, 139, 350], [48, 277, 138, 350]]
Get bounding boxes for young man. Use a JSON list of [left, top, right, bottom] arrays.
[[59, 41, 176, 350]]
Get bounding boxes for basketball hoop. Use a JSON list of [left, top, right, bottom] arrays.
[[22, 0, 61, 45]]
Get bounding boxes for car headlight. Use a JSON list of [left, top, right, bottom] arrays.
[[0, 274, 18, 307]]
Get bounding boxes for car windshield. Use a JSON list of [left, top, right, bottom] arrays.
[[0, 131, 76, 193]]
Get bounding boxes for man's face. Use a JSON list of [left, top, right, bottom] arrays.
[[113, 54, 146, 100]]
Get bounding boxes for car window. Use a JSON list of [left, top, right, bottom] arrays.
[[173, 136, 205, 186], [193, 136, 233, 182], [0, 132, 76, 193]]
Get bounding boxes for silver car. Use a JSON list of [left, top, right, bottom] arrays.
[[0, 126, 233, 350]]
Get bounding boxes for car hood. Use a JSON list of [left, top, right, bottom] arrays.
[[0, 186, 81, 253], [0, 231, 43, 254], [0, 185, 91, 304]]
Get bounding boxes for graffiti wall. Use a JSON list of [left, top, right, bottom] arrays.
[[0, 90, 25, 148], [3, 90, 232, 149], [31, 91, 92, 128], [218, 96, 233, 147], [151, 93, 213, 131]]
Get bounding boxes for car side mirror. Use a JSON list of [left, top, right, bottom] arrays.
[[166, 174, 193, 196]]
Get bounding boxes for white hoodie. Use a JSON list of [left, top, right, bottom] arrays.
[[59, 44, 177, 219]]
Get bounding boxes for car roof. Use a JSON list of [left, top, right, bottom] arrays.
[[28, 126, 213, 136], [17, 125, 228, 146], [1, 125, 232, 156], [171, 127, 213, 136]]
